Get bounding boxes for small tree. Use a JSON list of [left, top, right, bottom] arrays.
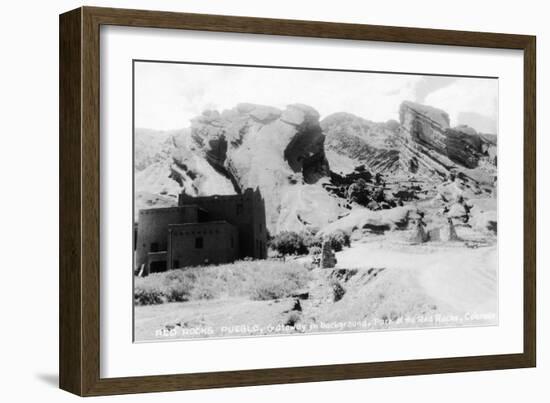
[[269, 231, 310, 256], [347, 178, 370, 205], [325, 230, 351, 252]]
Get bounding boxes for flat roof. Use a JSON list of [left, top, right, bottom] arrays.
[[168, 220, 233, 228], [138, 204, 208, 213]]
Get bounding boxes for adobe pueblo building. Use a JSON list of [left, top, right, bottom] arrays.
[[135, 188, 267, 275]]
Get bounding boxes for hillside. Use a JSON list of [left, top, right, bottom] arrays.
[[134, 100, 497, 234]]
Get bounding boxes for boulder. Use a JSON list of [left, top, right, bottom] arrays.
[[320, 241, 337, 269], [318, 206, 412, 237], [281, 103, 320, 126], [448, 202, 468, 219], [410, 221, 429, 243], [441, 218, 460, 241]]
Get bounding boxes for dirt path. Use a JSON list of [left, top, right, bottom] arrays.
[[335, 240, 498, 316], [418, 246, 497, 314]]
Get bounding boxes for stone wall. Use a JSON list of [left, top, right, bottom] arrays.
[[168, 221, 239, 269], [179, 188, 267, 259], [135, 206, 203, 272]]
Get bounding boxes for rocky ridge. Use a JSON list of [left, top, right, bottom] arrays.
[[135, 100, 497, 235]]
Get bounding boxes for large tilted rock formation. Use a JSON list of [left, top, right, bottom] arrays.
[[399, 101, 497, 172], [321, 101, 497, 186]]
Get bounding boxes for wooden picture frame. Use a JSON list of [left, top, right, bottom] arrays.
[[59, 6, 536, 396]]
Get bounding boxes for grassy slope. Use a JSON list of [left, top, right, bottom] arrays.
[[134, 260, 312, 305]]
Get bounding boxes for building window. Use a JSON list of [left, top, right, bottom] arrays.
[[259, 223, 262, 233], [195, 237, 203, 249], [236, 203, 244, 215], [173, 260, 179, 269], [230, 237, 234, 248], [150, 242, 159, 252], [150, 260, 166, 273]]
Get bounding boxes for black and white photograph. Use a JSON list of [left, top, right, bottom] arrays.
[[132, 61, 499, 342], [1, 0, 544, 399]]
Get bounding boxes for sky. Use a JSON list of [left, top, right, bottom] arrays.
[[134, 61, 498, 134]]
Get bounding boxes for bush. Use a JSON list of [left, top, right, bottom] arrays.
[[250, 280, 287, 301], [162, 271, 193, 302], [135, 260, 312, 305], [134, 271, 193, 305], [348, 178, 370, 205], [309, 245, 322, 267], [325, 230, 351, 252], [250, 261, 311, 300], [285, 312, 301, 327], [250, 273, 304, 301], [267, 229, 351, 258], [308, 245, 322, 256], [269, 231, 310, 256], [134, 281, 164, 306], [330, 279, 346, 302], [304, 234, 322, 249]]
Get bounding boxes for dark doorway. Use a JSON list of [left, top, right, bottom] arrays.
[[150, 260, 167, 273]]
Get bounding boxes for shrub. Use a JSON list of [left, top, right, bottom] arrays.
[[330, 279, 346, 302], [163, 279, 193, 302], [308, 245, 322, 256], [304, 234, 322, 249], [269, 231, 310, 256], [134, 278, 164, 305], [250, 273, 305, 301], [325, 230, 351, 252], [157, 270, 193, 302], [189, 274, 218, 300], [135, 260, 312, 305], [134, 271, 193, 305], [347, 178, 370, 205], [309, 245, 322, 267], [250, 280, 286, 301], [285, 312, 301, 327], [248, 260, 311, 300]]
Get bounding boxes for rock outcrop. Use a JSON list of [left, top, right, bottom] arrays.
[[399, 101, 497, 170], [320, 241, 337, 269], [135, 100, 497, 236], [188, 103, 342, 233], [134, 128, 236, 217], [322, 112, 401, 174]]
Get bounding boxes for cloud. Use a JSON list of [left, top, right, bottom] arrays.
[[413, 76, 457, 103], [424, 79, 498, 134], [457, 112, 497, 134], [134, 62, 498, 135]]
